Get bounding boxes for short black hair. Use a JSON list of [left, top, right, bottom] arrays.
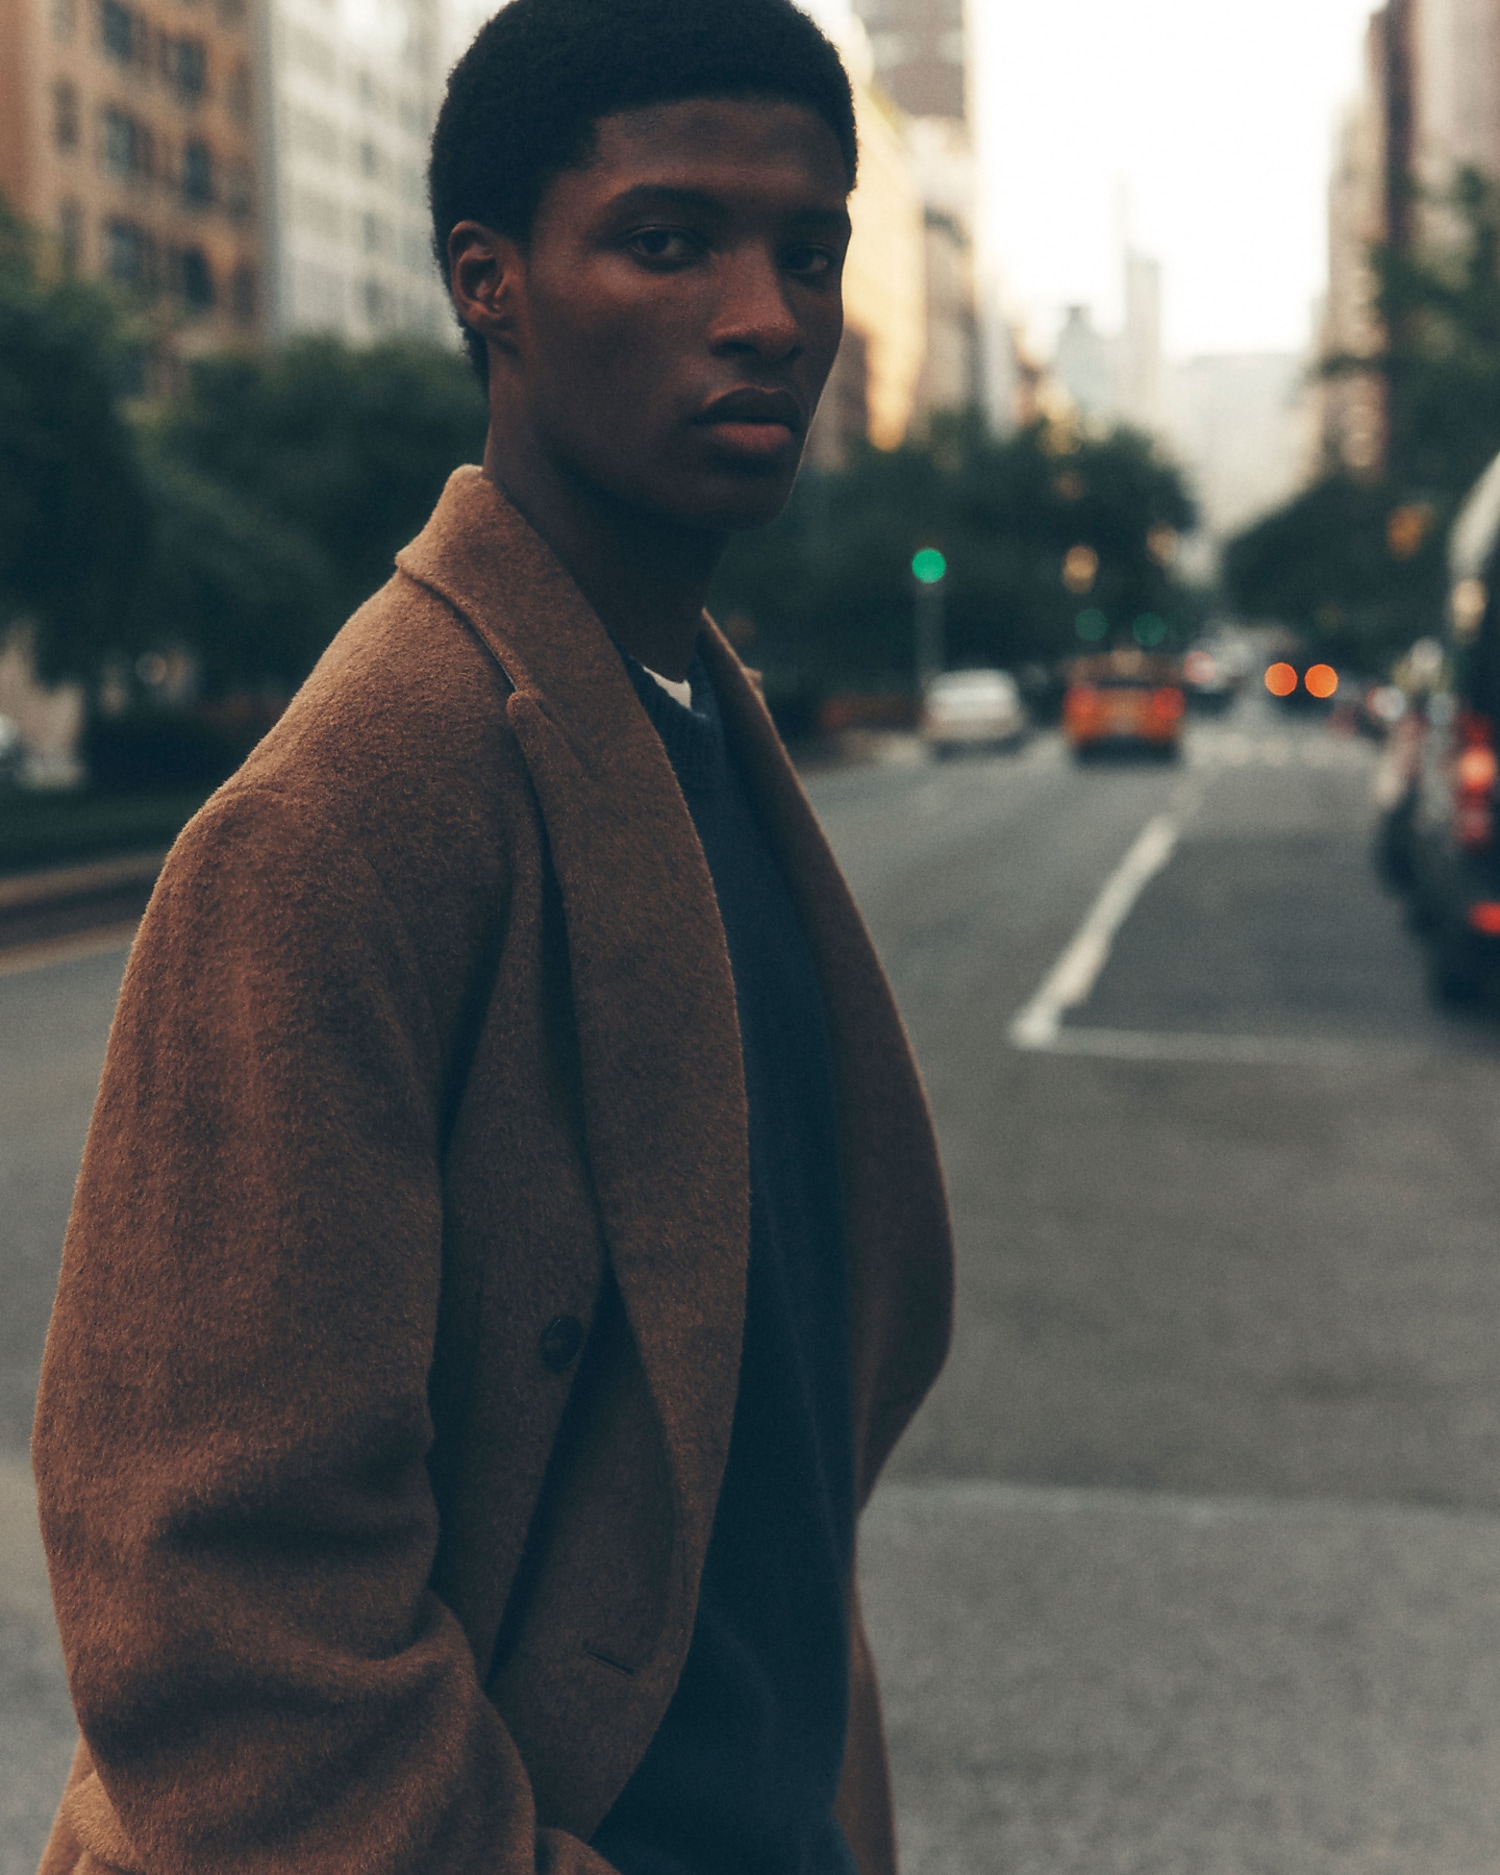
[[429, 0, 858, 381]]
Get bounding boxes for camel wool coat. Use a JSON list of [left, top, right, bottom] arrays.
[[32, 467, 954, 1875]]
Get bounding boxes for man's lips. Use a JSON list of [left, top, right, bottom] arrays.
[[693, 388, 804, 459]]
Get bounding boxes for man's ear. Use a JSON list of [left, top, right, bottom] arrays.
[[447, 221, 525, 358]]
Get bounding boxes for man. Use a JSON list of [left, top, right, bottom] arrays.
[[33, 1, 952, 1870]]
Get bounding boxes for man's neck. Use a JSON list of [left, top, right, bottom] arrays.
[[483, 435, 726, 682]]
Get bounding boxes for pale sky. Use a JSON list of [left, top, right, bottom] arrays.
[[967, 0, 1381, 360]]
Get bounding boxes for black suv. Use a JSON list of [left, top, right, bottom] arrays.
[[1379, 452, 1500, 999]]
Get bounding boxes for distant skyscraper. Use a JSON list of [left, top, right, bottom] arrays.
[[853, 0, 966, 122], [259, 0, 450, 341], [1054, 305, 1117, 423], [1120, 249, 1163, 431]]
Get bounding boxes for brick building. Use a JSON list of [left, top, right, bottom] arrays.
[[0, 0, 264, 344]]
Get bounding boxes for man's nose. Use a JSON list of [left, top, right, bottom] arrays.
[[709, 246, 802, 364]]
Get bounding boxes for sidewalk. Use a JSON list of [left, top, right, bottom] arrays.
[[0, 850, 164, 974]]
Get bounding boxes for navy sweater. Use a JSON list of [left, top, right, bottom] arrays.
[[591, 656, 857, 1875]]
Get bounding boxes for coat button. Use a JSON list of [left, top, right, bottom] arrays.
[[539, 1315, 584, 1373]]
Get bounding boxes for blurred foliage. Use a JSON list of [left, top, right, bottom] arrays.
[[0, 203, 154, 684], [712, 414, 1199, 706], [3, 186, 1200, 745], [0, 194, 487, 699], [150, 337, 487, 658], [1226, 167, 1500, 666]]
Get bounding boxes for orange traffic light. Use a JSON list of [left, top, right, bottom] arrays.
[[1265, 662, 1297, 698]]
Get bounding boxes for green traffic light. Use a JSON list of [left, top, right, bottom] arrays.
[[912, 548, 948, 585]]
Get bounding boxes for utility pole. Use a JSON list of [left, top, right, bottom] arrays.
[[912, 548, 948, 692]]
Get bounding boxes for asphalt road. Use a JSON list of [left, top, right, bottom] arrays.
[[6, 694, 1500, 1870]]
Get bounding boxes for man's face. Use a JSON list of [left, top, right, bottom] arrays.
[[483, 96, 851, 532]]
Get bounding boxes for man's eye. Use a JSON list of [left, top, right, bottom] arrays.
[[785, 246, 837, 280], [627, 228, 700, 263]]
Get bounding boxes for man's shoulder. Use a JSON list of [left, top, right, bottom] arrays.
[[166, 569, 539, 974], [255, 563, 516, 800]]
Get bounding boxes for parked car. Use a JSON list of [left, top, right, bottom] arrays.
[[1063, 650, 1185, 761], [1181, 644, 1236, 715], [921, 668, 1027, 757], [1376, 449, 1500, 999]]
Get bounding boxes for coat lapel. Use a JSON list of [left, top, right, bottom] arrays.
[[698, 627, 954, 1506], [397, 468, 750, 1586], [397, 465, 953, 1534]]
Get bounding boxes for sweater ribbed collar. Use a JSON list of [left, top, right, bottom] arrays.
[[620, 648, 725, 795]]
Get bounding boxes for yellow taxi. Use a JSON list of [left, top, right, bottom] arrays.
[[1063, 649, 1186, 761]]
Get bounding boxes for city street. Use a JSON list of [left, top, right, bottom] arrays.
[[7, 695, 1500, 1870]]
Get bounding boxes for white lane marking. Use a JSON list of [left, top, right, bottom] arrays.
[[0, 922, 138, 980], [1010, 815, 1181, 1050], [1029, 1026, 1434, 1068]]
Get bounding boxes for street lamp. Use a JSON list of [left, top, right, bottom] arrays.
[[912, 548, 947, 691]]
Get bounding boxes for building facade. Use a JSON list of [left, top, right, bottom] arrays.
[[853, 0, 981, 426], [1319, 0, 1500, 474], [804, 11, 927, 466], [854, 0, 964, 121], [0, 0, 265, 344], [259, 0, 450, 340]]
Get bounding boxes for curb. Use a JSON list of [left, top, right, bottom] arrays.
[[0, 849, 168, 915]]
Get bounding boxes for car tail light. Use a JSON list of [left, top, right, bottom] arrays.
[[1468, 903, 1500, 935], [1453, 714, 1497, 850], [1150, 687, 1185, 720]]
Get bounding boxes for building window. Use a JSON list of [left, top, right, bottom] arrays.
[[102, 107, 149, 178], [99, 0, 134, 63], [104, 218, 148, 286], [228, 59, 250, 122], [181, 138, 212, 205], [363, 275, 386, 325], [224, 160, 252, 221], [168, 36, 206, 99], [400, 225, 427, 273], [51, 0, 75, 41], [53, 79, 80, 151], [289, 107, 339, 163], [59, 200, 83, 270], [361, 211, 386, 254], [177, 245, 214, 311], [230, 260, 256, 324], [357, 137, 377, 178]]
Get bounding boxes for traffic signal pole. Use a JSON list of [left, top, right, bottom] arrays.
[[912, 549, 947, 692]]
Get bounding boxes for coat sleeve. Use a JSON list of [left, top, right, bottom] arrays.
[[32, 784, 615, 1875]]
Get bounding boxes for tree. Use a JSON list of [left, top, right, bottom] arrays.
[[152, 336, 489, 643], [0, 201, 154, 682], [711, 414, 1198, 701], [139, 448, 338, 695], [1226, 167, 1500, 666]]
